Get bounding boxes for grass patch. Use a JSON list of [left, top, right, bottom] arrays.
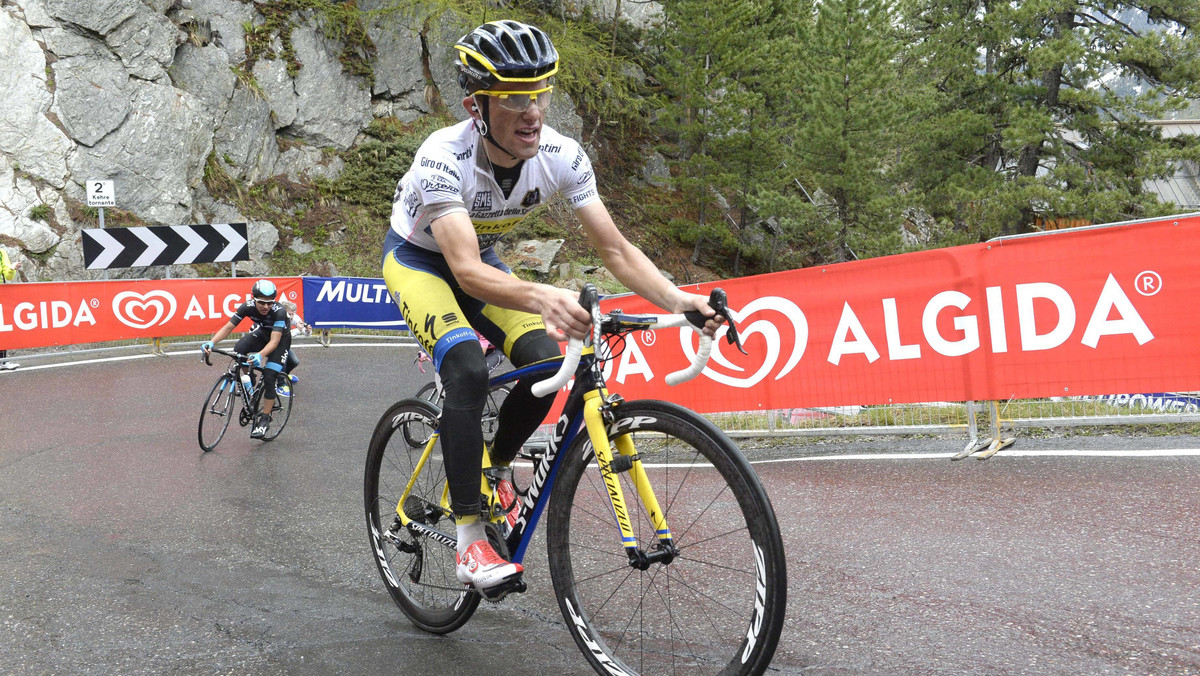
[[243, 0, 377, 87], [29, 204, 52, 221]]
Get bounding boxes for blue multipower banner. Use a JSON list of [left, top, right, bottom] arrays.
[[301, 276, 406, 330]]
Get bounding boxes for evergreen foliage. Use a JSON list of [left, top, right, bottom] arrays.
[[244, 1, 1200, 281], [894, 0, 1200, 240], [792, 0, 904, 263]]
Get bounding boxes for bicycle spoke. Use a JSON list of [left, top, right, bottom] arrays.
[[663, 478, 732, 546], [549, 402, 785, 675], [658, 562, 752, 620], [648, 568, 713, 669], [675, 524, 753, 555]]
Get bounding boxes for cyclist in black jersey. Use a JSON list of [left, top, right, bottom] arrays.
[[382, 20, 726, 591], [201, 279, 291, 439]]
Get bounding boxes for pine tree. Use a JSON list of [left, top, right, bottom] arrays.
[[897, 1, 1200, 238], [790, 0, 905, 263], [652, 0, 810, 273]]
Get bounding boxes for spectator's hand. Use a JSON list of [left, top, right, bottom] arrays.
[[250, 353, 264, 367], [201, 341, 214, 354]]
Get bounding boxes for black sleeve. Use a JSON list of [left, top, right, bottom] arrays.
[[227, 302, 251, 327], [269, 306, 290, 332]]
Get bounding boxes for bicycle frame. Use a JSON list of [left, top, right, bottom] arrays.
[[208, 348, 272, 421], [394, 346, 672, 566]]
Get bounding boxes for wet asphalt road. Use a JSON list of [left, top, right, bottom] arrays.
[[1, 342, 1199, 675]]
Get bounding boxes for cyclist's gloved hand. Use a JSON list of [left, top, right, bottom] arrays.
[[249, 353, 263, 367], [201, 341, 213, 354]]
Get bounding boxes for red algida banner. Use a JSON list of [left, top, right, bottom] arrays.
[[580, 215, 1200, 412], [0, 278, 302, 350], [3, 215, 1198, 413]]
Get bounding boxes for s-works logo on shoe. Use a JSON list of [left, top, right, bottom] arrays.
[[112, 290, 177, 329]]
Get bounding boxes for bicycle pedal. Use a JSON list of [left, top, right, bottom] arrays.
[[518, 447, 547, 462], [477, 576, 527, 603]]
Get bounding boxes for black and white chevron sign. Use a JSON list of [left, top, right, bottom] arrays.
[[82, 223, 249, 270]]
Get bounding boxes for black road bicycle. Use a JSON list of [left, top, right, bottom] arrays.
[[365, 285, 787, 675], [199, 347, 293, 451]]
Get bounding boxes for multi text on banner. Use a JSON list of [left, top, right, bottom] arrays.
[[300, 276, 406, 330]]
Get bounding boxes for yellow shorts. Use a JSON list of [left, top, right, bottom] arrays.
[[382, 244, 545, 368]]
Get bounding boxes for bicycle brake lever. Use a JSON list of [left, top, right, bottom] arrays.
[[579, 283, 600, 346], [708, 288, 747, 355], [683, 288, 747, 355]]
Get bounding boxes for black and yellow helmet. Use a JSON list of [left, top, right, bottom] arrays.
[[454, 20, 559, 92]]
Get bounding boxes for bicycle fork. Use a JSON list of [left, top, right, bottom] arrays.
[[581, 389, 677, 569]]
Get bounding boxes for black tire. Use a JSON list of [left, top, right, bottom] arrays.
[[403, 382, 440, 447], [262, 376, 293, 441], [546, 400, 787, 676], [416, 381, 440, 405], [198, 375, 236, 451], [365, 398, 479, 633]]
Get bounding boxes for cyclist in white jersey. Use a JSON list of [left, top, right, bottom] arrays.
[[381, 20, 725, 592]]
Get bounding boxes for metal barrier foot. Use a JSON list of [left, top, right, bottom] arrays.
[[952, 401, 986, 460], [975, 436, 1016, 460], [973, 401, 1015, 460], [952, 438, 990, 460]]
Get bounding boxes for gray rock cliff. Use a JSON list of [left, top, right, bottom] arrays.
[[0, 0, 647, 282]]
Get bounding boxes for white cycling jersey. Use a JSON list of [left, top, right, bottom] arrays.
[[387, 119, 600, 253]]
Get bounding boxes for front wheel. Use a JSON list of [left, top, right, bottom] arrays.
[[198, 375, 236, 451], [546, 400, 787, 676], [262, 377, 293, 441], [365, 398, 480, 633]]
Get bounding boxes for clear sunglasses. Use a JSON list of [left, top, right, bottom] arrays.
[[475, 85, 554, 113]]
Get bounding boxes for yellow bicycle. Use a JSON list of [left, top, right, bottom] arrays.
[[365, 285, 787, 675]]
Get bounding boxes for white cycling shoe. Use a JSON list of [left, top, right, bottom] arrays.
[[455, 540, 523, 589]]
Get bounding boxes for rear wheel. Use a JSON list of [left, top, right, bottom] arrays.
[[546, 400, 787, 675], [198, 375, 235, 451], [404, 382, 441, 447], [481, 385, 511, 444], [365, 398, 479, 633], [416, 381, 440, 405]]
